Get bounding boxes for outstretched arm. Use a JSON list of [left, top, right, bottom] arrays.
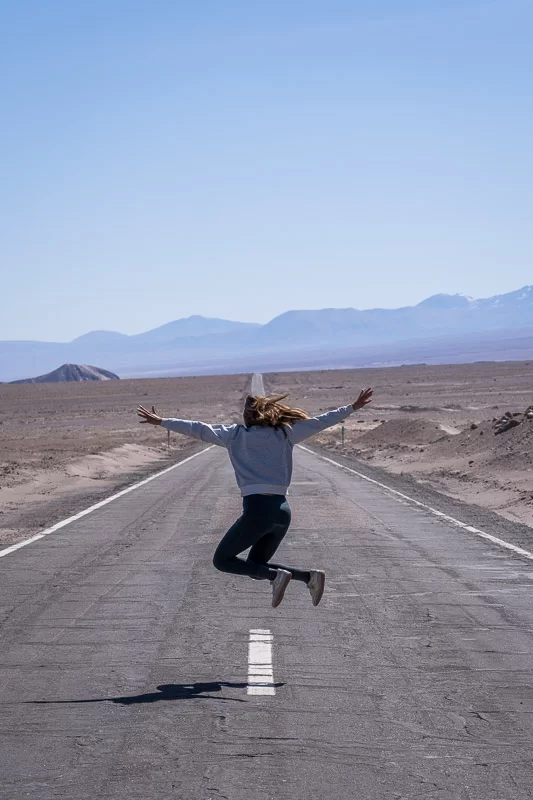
[[137, 405, 236, 447], [288, 387, 373, 444]]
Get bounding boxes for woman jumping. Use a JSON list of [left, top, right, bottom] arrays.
[[137, 387, 373, 608]]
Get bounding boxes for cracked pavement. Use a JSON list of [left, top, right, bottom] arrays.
[[1, 444, 533, 798]]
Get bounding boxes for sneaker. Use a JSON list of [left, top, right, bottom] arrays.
[[271, 569, 291, 608], [307, 570, 325, 606]]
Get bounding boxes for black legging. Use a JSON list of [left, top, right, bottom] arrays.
[[213, 494, 311, 583]]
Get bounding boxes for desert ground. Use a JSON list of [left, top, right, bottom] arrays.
[[0, 373, 250, 547], [265, 361, 533, 526], [1, 361, 532, 549]]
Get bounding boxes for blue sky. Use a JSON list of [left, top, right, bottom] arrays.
[[1, 0, 532, 341]]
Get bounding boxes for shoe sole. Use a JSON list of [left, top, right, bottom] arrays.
[[310, 571, 325, 606], [272, 574, 291, 608]]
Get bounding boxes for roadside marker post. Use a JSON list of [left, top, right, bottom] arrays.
[[341, 424, 345, 448]]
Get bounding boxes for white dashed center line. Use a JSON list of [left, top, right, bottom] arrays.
[[247, 629, 275, 696]]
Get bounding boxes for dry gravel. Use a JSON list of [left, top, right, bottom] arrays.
[[2, 361, 533, 548], [265, 362, 533, 526], [0, 373, 250, 546]]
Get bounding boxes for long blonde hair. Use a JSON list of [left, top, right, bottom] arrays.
[[244, 393, 309, 432]]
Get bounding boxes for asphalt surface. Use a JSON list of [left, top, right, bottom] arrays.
[[250, 373, 265, 395], [2, 438, 533, 798]]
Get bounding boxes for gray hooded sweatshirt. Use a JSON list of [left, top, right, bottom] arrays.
[[161, 405, 354, 497]]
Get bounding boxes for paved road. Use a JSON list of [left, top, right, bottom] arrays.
[[250, 373, 265, 395], [2, 435, 533, 797]]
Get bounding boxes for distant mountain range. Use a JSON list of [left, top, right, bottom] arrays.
[[10, 364, 119, 384], [2, 287, 532, 382]]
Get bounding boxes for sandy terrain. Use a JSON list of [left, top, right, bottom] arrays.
[[2, 361, 532, 549], [264, 362, 533, 527], [0, 374, 249, 547]]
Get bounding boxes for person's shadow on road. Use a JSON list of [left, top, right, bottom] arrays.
[[26, 680, 284, 705]]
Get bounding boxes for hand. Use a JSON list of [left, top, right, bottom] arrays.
[[352, 388, 373, 410], [137, 405, 163, 425]]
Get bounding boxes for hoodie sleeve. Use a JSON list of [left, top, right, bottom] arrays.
[[160, 418, 237, 447], [287, 405, 354, 444]]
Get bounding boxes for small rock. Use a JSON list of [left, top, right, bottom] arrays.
[[494, 418, 520, 434]]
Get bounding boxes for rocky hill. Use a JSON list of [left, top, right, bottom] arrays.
[[10, 364, 120, 384]]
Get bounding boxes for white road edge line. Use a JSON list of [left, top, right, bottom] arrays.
[[247, 628, 275, 696], [298, 445, 533, 562], [0, 446, 215, 560]]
